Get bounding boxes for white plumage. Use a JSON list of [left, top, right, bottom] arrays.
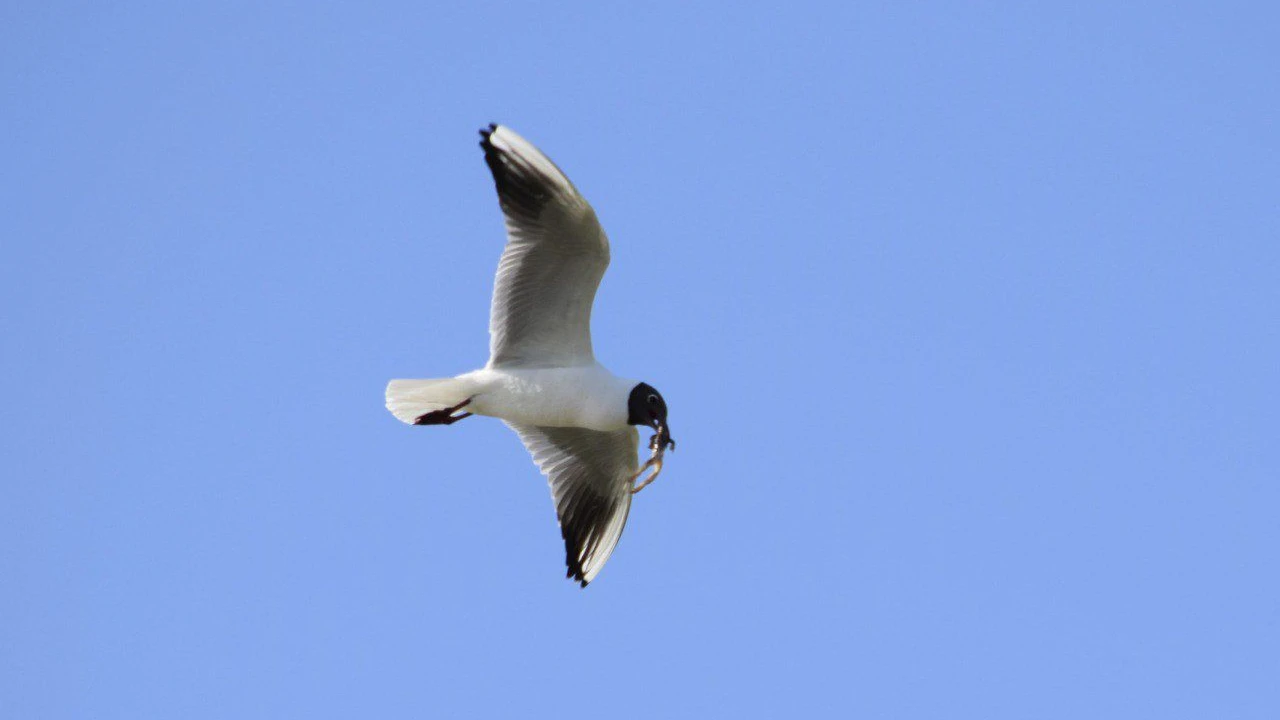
[[388, 365, 635, 431], [386, 124, 673, 587]]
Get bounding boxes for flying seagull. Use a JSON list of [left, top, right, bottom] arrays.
[[386, 124, 675, 587]]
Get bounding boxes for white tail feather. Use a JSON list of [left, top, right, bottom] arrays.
[[385, 378, 472, 424]]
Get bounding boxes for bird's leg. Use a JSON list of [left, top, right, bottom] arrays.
[[413, 398, 474, 426], [630, 455, 664, 495]]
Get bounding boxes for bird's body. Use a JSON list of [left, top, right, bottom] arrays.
[[385, 124, 675, 587], [389, 364, 636, 431]]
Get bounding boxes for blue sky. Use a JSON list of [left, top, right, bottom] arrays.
[[3, 2, 1278, 717]]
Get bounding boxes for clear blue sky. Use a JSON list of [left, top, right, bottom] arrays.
[[4, 2, 1277, 717]]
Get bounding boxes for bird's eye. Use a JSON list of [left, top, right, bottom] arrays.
[[647, 394, 659, 405]]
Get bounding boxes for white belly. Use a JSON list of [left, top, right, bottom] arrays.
[[460, 365, 633, 431]]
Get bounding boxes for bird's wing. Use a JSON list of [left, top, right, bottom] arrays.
[[480, 124, 609, 368], [505, 422, 639, 586]]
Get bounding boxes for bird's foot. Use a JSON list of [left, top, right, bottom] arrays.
[[413, 398, 474, 426]]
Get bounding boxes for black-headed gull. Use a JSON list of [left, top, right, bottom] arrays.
[[386, 124, 675, 587]]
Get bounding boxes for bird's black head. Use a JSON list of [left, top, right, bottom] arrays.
[[627, 382, 675, 452]]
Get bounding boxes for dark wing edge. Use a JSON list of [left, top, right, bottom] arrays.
[[478, 124, 610, 369], [505, 423, 638, 587], [479, 123, 579, 226], [556, 481, 633, 587]]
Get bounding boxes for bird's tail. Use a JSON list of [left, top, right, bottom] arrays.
[[385, 378, 474, 424]]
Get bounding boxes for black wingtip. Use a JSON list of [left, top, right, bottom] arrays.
[[564, 542, 592, 588], [565, 555, 586, 586], [478, 122, 551, 218]]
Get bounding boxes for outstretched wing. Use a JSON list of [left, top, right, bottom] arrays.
[[505, 422, 639, 586], [479, 124, 609, 369]]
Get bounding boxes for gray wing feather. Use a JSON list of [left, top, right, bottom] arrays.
[[505, 422, 639, 586], [479, 125, 609, 368]]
